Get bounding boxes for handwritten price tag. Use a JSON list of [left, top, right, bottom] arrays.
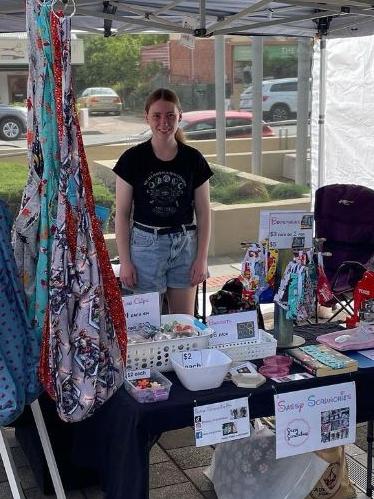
[[182, 351, 202, 369], [126, 368, 150, 381]]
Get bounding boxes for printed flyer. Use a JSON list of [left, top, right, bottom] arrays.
[[194, 397, 250, 447], [274, 382, 356, 458]]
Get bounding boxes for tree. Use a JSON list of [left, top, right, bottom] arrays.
[[263, 52, 298, 79], [74, 34, 168, 99]]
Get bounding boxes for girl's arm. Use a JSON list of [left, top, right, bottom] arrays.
[[190, 180, 211, 286], [115, 176, 137, 288]]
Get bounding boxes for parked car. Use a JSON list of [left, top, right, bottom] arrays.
[[77, 87, 122, 115], [240, 77, 298, 122], [0, 104, 27, 140], [133, 110, 274, 142]]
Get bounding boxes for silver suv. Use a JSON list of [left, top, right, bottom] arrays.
[[0, 104, 27, 140], [240, 77, 298, 122]]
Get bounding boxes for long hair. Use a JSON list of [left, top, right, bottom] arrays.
[[145, 88, 185, 143]]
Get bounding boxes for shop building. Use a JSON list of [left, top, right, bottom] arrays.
[[140, 35, 297, 109], [0, 32, 84, 104]]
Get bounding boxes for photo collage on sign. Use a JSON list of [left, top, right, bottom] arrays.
[[321, 408, 350, 443]]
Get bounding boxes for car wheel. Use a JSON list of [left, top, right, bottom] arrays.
[[270, 104, 290, 122], [0, 117, 22, 140]]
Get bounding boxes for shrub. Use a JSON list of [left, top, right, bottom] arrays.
[[210, 165, 272, 204], [236, 181, 270, 202], [0, 162, 115, 228], [269, 183, 310, 200]]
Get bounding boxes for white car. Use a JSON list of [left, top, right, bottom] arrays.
[[240, 77, 298, 122], [77, 87, 122, 115]]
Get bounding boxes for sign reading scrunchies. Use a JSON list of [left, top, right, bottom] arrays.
[[274, 382, 356, 458]]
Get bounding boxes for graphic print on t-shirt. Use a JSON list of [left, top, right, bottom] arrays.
[[144, 170, 187, 217]]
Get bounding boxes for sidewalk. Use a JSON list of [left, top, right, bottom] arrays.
[[0, 424, 370, 498], [0, 258, 371, 498]]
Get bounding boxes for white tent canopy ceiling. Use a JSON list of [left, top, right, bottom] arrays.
[[2, 0, 374, 38]]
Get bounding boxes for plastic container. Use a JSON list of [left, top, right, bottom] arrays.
[[170, 349, 232, 391], [124, 370, 172, 403], [209, 329, 277, 361], [126, 314, 212, 372], [258, 365, 290, 378], [263, 355, 293, 368]]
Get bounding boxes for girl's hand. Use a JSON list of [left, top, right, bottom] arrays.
[[190, 257, 208, 286], [120, 261, 137, 289]]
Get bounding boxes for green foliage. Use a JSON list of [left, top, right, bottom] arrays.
[[236, 181, 270, 201], [74, 34, 168, 100], [209, 167, 240, 188], [0, 162, 115, 226], [210, 166, 270, 204], [269, 183, 310, 200], [263, 53, 297, 79], [209, 165, 308, 204]]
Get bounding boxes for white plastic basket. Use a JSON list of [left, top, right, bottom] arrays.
[[126, 314, 212, 372], [209, 329, 277, 361]]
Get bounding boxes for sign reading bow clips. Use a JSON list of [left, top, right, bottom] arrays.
[[274, 382, 356, 458], [122, 292, 160, 332]]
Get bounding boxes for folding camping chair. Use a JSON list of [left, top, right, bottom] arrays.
[[314, 184, 374, 322]]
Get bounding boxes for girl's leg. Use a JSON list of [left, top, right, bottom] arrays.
[[166, 286, 197, 315]]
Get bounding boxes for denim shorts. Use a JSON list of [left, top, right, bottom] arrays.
[[129, 226, 198, 294]]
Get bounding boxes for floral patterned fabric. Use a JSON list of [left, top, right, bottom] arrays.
[[0, 201, 40, 425], [12, 0, 127, 422]]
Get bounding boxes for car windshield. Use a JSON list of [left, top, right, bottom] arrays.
[[92, 88, 117, 95]]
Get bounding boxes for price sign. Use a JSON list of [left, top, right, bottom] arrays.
[[126, 368, 150, 381], [122, 292, 160, 332], [207, 311, 259, 346], [268, 211, 313, 250], [182, 351, 202, 369]]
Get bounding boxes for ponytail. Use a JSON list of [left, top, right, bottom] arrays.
[[175, 127, 185, 143]]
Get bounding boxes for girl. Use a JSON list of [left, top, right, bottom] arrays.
[[114, 88, 213, 314]]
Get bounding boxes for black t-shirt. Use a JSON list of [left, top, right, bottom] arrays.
[[113, 139, 213, 227]]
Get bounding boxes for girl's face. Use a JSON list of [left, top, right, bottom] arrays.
[[145, 99, 181, 141]]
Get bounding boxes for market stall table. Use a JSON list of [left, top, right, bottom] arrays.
[[14, 323, 374, 499]]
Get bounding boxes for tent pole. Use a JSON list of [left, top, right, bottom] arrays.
[[31, 400, 67, 499], [214, 34, 226, 166], [318, 35, 327, 188], [296, 38, 311, 185], [0, 428, 25, 499], [252, 35, 263, 176]]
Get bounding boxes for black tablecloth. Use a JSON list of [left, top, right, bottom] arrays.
[[15, 323, 374, 499]]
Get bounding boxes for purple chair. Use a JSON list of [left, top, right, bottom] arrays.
[[314, 183, 374, 321]]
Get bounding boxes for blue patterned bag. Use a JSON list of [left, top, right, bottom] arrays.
[[0, 201, 40, 425]]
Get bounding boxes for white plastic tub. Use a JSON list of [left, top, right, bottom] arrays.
[[170, 349, 232, 391]]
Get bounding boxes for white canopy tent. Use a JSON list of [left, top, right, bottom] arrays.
[[2, 0, 374, 38], [1, 0, 374, 189]]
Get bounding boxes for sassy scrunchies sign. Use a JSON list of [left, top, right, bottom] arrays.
[[12, 0, 127, 422]]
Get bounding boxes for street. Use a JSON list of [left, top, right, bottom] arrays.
[[0, 112, 298, 150]]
